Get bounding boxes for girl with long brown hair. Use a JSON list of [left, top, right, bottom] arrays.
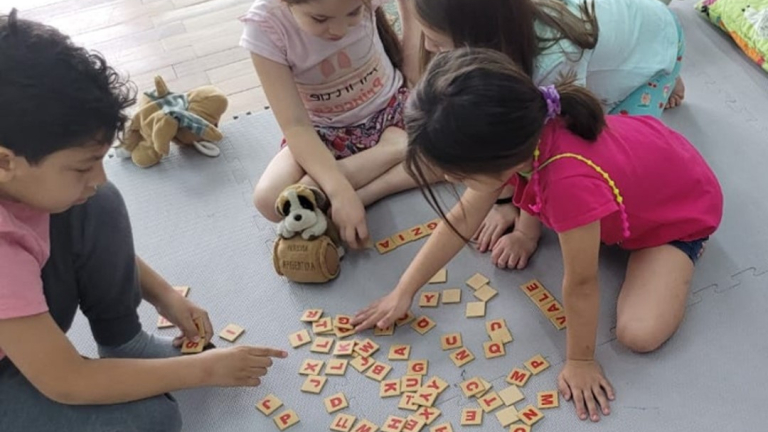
[[353, 48, 722, 423], [401, 0, 686, 268], [241, 0, 426, 249]]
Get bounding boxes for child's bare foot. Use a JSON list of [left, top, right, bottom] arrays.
[[665, 76, 685, 109]]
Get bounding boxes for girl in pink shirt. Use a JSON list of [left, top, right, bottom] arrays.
[[353, 48, 723, 423], [242, 0, 429, 248]]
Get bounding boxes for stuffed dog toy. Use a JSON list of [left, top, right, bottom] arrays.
[[273, 185, 343, 283]]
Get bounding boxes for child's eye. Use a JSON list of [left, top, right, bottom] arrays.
[[348, 6, 363, 17], [312, 16, 328, 23], [74, 167, 92, 173]]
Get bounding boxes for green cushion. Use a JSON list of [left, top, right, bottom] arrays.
[[696, 0, 768, 72]]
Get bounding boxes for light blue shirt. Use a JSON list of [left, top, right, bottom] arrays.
[[533, 0, 679, 111]]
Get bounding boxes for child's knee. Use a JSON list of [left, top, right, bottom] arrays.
[[616, 320, 666, 353], [131, 394, 182, 432], [253, 182, 281, 223]]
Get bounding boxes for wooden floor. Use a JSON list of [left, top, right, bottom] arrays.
[[5, 0, 269, 120]]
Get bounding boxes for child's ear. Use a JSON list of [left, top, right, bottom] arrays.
[[0, 146, 17, 182]]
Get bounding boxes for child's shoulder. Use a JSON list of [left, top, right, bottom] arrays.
[[0, 200, 49, 258]]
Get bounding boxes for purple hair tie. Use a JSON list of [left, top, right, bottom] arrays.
[[539, 85, 561, 122]]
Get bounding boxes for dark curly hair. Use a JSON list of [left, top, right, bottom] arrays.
[[0, 9, 136, 164]]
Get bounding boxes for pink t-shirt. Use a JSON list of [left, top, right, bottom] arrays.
[[510, 115, 723, 250], [240, 0, 404, 127], [0, 200, 50, 360]]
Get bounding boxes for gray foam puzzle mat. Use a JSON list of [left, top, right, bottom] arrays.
[[65, 1, 768, 430]]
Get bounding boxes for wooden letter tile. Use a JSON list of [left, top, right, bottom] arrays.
[[331, 414, 357, 432], [424, 218, 440, 233], [429, 423, 453, 432], [406, 359, 428, 376], [301, 375, 328, 394], [475, 378, 492, 398], [398, 392, 419, 411], [312, 317, 334, 335], [489, 327, 514, 344], [401, 375, 423, 393], [403, 416, 426, 432], [350, 357, 373, 376], [300, 309, 323, 322], [518, 405, 544, 426], [460, 408, 483, 426], [393, 229, 416, 246], [374, 325, 395, 336], [255, 393, 282, 416], [505, 368, 532, 387], [218, 323, 245, 343], [466, 273, 489, 290], [441, 289, 461, 304], [485, 319, 507, 335], [415, 406, 441, 425], [380, 379, 402, 398], [509, 425, 531, 432], [440, 333, 463, 351], [465, 302, 486, 318], [395, 311, 415, 326], [326, 358, 349, 376], [419, 292, 440, 307], [388, 344, 411, 361], [532, 290, 555, 308], [352, 419, 379, 432], [498, 385, 525, 406], [473, 285, 498, 302], [335, 326, 356, 339], [524, 354, 550, 375], [334, 315, 354, 330], [537, 390, 559, 409], [459, 377, 485, 398], [550, 313, 567, 330], [333, 340, 356, 356], [289, 329, 312, 348], [519, 280, 544, 297], [409, 225, 430, 241], [376, 237, 397, 254], [428, 268, 447, 284], [365, 361, 392, 382], [310, 336, 335, 354], [273, 409, 300, 430], [423, 376, 449, 394], [180, 337, 206, 354], [449, 347, 475, 367], [541, 300, 564, 318], [482, 340, 505, 358], [478, 391, 503, 413], [353, 339, 380, 357], [381, 415, 407, 432], [414, 389, 438, 407], [299, 359, 324, 376], [411, 316, 436, 335], [494, 406, 519, 428], [157, 315, 174, 329]]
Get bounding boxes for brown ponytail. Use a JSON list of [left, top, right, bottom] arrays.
[[554, 75, 605, 141]]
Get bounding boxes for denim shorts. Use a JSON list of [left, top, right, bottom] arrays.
[[669, 237, 708, 264]]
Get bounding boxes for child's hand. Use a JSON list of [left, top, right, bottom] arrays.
[[490, 230, 538, 269], [473, 204, 519, 253], [330, 189, 369, 249], [201, 346, 288, 387], [558, 359, 615, 422], [352, 289, 412, 331], [156, 294, 213, 345]]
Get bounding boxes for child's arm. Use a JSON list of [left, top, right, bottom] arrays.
[[251, 54, 367, 247], [0, 313, 286, 405], [557, 220, 614, 421], [136, 256, 213, 343], [396, 0, 421, 85], [353, 187, 499, 330]]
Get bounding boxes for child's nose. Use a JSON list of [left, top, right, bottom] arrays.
[[328, 22, 346, 38]]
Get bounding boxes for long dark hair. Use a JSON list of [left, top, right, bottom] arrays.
[[405, 48, 605, 233], [283, 0, 403, 71], [415, 0, 598, 76]]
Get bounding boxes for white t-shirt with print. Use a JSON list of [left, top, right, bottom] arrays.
[[240, 0, 403, 127]]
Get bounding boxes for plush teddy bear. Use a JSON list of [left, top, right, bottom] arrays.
[[117, 76, 228, 168], [272, 184, 344, 283]]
